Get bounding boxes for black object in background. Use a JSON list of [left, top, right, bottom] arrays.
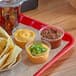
[[21, 0, 38, 12]]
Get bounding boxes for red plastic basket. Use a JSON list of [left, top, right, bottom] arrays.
[[18, 14, 75, 76]]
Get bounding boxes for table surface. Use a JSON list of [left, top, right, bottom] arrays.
[[24, 0, 76, 76]]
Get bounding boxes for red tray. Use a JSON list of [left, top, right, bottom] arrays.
[[18, 14, 75, 76]]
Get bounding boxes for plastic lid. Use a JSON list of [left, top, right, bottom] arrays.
[[0, 0, 27, 7]]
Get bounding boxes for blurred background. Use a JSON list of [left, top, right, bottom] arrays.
[[22, 0, 76, 31]]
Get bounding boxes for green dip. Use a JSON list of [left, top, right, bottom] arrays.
[[29, 42, 47, 56]]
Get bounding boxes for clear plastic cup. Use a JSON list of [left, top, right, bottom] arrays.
[[0, 0, 25, 35], [39, 26, 64, 49], [25, 40, 51, 64]]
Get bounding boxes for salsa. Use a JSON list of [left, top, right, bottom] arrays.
[[0, 0, 24, 35], [0, 7, 20, 35]]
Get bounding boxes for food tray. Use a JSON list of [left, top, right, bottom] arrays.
[[0, 14, 75, 76]]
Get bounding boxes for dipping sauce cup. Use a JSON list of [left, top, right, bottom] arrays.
[[39, 26, 64, 49], [25, 40, 51, 64]]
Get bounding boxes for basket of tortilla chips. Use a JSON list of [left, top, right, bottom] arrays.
[[0, 27, 22, 71]]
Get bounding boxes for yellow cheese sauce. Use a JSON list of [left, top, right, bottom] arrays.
[[14, 29, 35, 42]]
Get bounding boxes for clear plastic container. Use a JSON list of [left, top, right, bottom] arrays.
[[0, 0, 25, 35], [39, 26, 64, 49]]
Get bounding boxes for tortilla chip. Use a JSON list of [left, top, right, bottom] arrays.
[[7, 59, 16, 69], [0, 37, 14, 58], [0, 47, 3, 55], [0, 53, 9, 67], [0, 45, 22, 69], [0, 38, 7, 49], [0, 27, 10, 39], [0, 38, 7, 55], [7, 54, 21, 69]]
